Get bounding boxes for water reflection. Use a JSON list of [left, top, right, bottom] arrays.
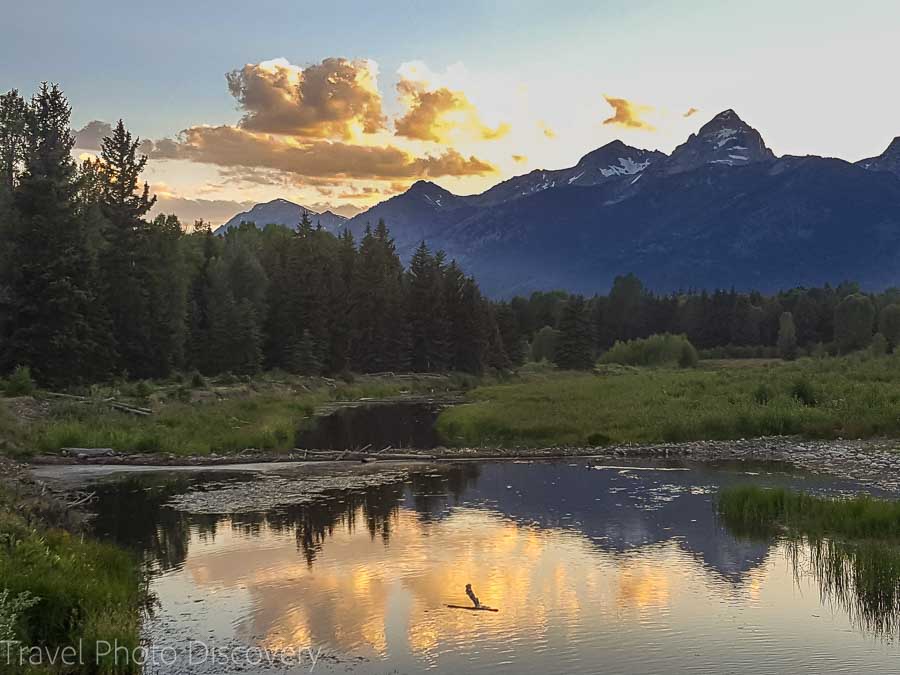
[[90, 461, 900, 674]]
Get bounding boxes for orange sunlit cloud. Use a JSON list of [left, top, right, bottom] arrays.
[[226, 57, 386, 139], [602, 95, 656, 131], [394, 77, 510, 144]]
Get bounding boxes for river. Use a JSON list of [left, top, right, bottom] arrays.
[[54, 457, 900, 674]]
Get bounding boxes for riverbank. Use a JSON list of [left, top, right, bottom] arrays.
[[24, 436, 900, 496], [0, 372, 470, 458], [0, 456, 144, 673], [437, 355, 900, 447]]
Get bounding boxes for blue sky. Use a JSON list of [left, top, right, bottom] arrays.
[[4, 0, 899, 223]]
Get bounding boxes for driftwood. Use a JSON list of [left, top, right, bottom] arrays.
[[446, 605, 499, 612], [293, 448, 436, 462], [45, 391, 153, 416], [109, 402, 152, 416]]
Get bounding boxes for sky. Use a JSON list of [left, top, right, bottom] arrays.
[[3, 0, 900, 224]]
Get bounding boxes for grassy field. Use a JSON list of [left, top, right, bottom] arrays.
[[0, 482, 144, 673], [436, 355, 900, 448], [0, 372, 470, 457]]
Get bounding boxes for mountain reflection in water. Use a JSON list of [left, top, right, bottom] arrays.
[[90, 461, 899, 674]]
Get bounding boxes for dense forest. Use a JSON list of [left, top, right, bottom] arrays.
[[0, 85, 508, 386], [509, 275, 900, 365], [0, 84, 896, 388]]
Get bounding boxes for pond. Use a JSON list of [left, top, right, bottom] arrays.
[[295, 401, 445, 451], [84, 459, 900, 674]]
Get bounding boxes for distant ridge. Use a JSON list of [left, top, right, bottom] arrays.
[[214, 198, 347, 235], [230, 110, 900, 296]]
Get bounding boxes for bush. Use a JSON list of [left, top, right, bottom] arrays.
[[134, 380, 153, 401], [190, 371, 206, 388], [3, 365, 34, 397], [600, 334, 698, 368], [678, 341, 699, 368], [790, 377, 817, 406]]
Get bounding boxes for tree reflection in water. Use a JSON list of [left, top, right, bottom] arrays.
[[90, 464, 482, 572]]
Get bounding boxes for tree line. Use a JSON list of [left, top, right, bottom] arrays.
[[0, 85, 509, 386], [504, 273, 900, 369]]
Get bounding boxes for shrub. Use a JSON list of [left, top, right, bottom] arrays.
[[600, 333, 698, 368], [190, 371, 206, 389], [678, 341, 699, 368], [3, 365, 34, 397], [790, 377, 817, 406], [133, 380, 153, 401]]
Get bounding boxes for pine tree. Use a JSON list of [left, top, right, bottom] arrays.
[[0, 90, 27, 191], [407, 242, 450, 371], [291, 329, 322, 376], [98, 120, 158, 377], [495, 302, 525, 366], [4, 84, 113, 384], [554, 295, 594, 370]]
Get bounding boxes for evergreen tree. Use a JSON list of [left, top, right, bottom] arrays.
[[4, 84, 113, 384], [495, 302, 525, 366], [531, 326, 559, 363], [291, 329, 322, 376], [407, 242, 450, 371], [554, 295, 594, 370], [98, 120, 158, 377], [834, 294, 875, 353], [0, 90, 27, 191]]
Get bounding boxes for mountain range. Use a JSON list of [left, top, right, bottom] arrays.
[[213, 199, 348, 235], [221, 110, 900, 296]]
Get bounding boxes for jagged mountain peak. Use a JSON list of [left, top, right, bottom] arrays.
[[857, 136, 900, 179], [664, 109, 774, 174]]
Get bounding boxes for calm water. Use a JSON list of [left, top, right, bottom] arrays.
[[87, 460, 900, 674]]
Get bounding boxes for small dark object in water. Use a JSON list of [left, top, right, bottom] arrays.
[[449, 583, 498, 611], [466, 582, 481, 608]]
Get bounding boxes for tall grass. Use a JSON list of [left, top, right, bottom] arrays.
[[437, 353, 900, 447], [0, 489, 143, 673], [717, 486, 900, 539], [18, 375, 462, 457]]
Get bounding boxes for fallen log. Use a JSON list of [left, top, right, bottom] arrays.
[[110, 402, 152, 416]]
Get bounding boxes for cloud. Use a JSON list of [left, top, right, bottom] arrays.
[[147, 187, 255, 227], [73, 120, 111, 150], [226, 57, 386, 139], [394, 78, 509, 143], [149, 125, 496, 180], [74, 119, 154, 155], [512, 154, 527, 164], [602, 96, 655, 131], [538, 120, 556, 139], [683, 107, 699, 118], [307, 202, 365, 218]]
